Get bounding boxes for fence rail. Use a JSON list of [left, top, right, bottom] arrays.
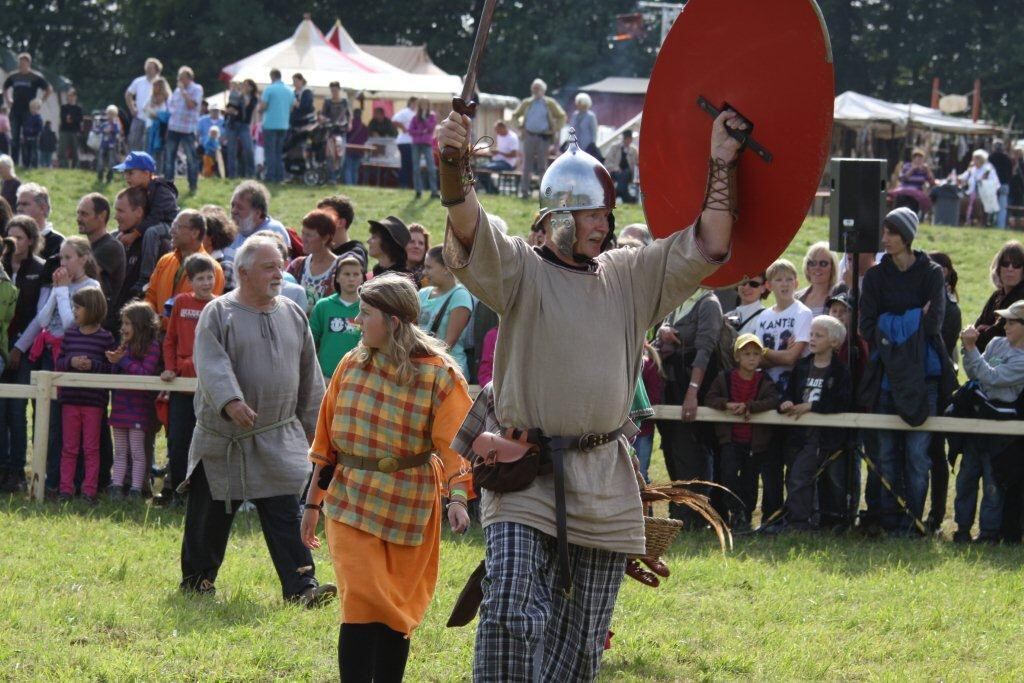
[[0, 372, 1013, 503]]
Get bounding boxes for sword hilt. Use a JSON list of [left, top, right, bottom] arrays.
[[441, 97, 478, 165]]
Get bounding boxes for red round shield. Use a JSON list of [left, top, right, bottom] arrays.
[[640, 0, 834, 287]]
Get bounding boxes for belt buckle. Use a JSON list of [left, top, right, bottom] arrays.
[[578, 433, 597, 452], [378, 456, 399, 474]]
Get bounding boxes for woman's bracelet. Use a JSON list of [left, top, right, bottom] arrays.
[[303, 503, 322, 511]]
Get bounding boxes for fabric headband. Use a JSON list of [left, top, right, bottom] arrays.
[[357, 286, 416, 325]]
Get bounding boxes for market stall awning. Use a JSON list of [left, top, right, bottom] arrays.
[[220, 17, 462, 99], [834, 90, 1002, 136]]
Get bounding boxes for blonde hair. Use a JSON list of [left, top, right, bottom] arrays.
[[29, 99, 42, 112], [105, 104, 119, 117], [765, 258, 798, 282], [61, 235, 99, 280], [802, 241, 838, 289], [812, 314, 847, 347], [354, 273, 456, 386]]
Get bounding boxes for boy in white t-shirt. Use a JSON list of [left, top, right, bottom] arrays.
[[755, 259, 813, 393], [752, 258, 813, 526]]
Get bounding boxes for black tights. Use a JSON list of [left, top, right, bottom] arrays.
[[338, 622, 410, 682]]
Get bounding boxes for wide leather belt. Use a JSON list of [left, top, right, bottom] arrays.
[[339, 451, 433, 474], [542, 425, 627, 596]]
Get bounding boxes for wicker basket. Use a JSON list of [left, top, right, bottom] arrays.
[[639, 516, 684, 559]]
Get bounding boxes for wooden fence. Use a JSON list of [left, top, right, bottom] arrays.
[[0, 371, 1018, 502]]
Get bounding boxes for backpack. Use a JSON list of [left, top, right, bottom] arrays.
[[286, 227, 305, 259]]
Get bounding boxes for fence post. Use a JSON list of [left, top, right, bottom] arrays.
[[30, 371, 53, 502]]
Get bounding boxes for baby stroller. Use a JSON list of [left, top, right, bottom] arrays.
[[283, 120, 331, 186]]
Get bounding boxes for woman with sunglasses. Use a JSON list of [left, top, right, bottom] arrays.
[[728, 272, 769, 334], [975, 241, 1024, 352], [796, 241, 839, 315]]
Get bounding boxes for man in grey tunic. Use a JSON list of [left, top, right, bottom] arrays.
[[179, 234, 336, 606], [439, 108, 747, 679]]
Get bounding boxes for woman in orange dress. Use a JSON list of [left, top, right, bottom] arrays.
[[301, 272, 472, 682]]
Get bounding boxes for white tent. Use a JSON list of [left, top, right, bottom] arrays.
[[219, 17, 462, 99], [833, 90, 1003, 137]]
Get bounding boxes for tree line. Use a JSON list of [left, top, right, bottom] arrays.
[[2, 0, 1021, 127]]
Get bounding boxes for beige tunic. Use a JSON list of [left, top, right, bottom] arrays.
[[444, 211, 721, 554], [188, 292, 326, 501]]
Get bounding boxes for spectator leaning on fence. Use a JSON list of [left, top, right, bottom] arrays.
[[777, 315, 852, 531], [859, 207, 956, 535], [55, 286, 115, 503], [656, 288, 724, 524], [705, 333, 780, 530], [953, 300, 1024, 544], [106, 301, 161, 500]]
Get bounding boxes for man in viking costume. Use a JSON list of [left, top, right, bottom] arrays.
[[438, 108, 748, 680]]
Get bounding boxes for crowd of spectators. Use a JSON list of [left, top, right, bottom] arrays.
[[2, 55, 1023, 545], [650, 211, 1024, 541]]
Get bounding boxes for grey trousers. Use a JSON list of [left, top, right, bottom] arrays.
[[519, 133, 550, 198]]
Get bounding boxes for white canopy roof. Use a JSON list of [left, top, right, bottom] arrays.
[[834, 90, 1002, 137], [220, 18, 462, 99], [579, 77, 649, 96]]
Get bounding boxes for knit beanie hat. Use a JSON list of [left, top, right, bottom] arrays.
[[884, 207, 919, 245]]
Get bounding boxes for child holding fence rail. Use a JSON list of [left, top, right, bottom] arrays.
[[106, 302, 162, 499], [55, 287, 115, 502], [15, 236, 101, 495], [158, 253, 218, 505]]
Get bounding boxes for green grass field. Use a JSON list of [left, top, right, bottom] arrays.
[[3, 169, 1024, 681]]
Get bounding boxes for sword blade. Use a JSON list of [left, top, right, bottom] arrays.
[[460, 0, 499, 102]]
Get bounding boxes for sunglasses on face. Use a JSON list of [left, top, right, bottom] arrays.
[[999, 260, 1023, 269], [740, 280, 764, 288], [808, 260, 831, 269]]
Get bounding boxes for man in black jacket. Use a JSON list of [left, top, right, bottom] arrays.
[[778, 315, 852, 530]]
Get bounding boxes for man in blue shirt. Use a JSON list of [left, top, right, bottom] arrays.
[[259, 69, 292, 183]]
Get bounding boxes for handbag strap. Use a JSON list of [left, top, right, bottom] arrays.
[[429, 289, 455, 337]]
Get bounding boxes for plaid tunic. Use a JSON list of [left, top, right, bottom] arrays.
[[310, 352, 472, 546]]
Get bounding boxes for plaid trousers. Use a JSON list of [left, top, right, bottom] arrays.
[[473, 522, 627, 682]]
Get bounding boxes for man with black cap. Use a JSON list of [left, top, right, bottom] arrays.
[[859, 207, 956, 535], [366, 215, 412, 279]]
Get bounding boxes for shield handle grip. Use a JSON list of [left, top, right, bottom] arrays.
[[697, 96, 773, 164]]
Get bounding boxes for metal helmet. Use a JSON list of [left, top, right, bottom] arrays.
[[537, 129, 616, 258]]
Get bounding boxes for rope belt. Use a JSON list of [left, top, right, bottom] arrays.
[[195, 416, 299, 512], [338, 451, 433, 473]]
